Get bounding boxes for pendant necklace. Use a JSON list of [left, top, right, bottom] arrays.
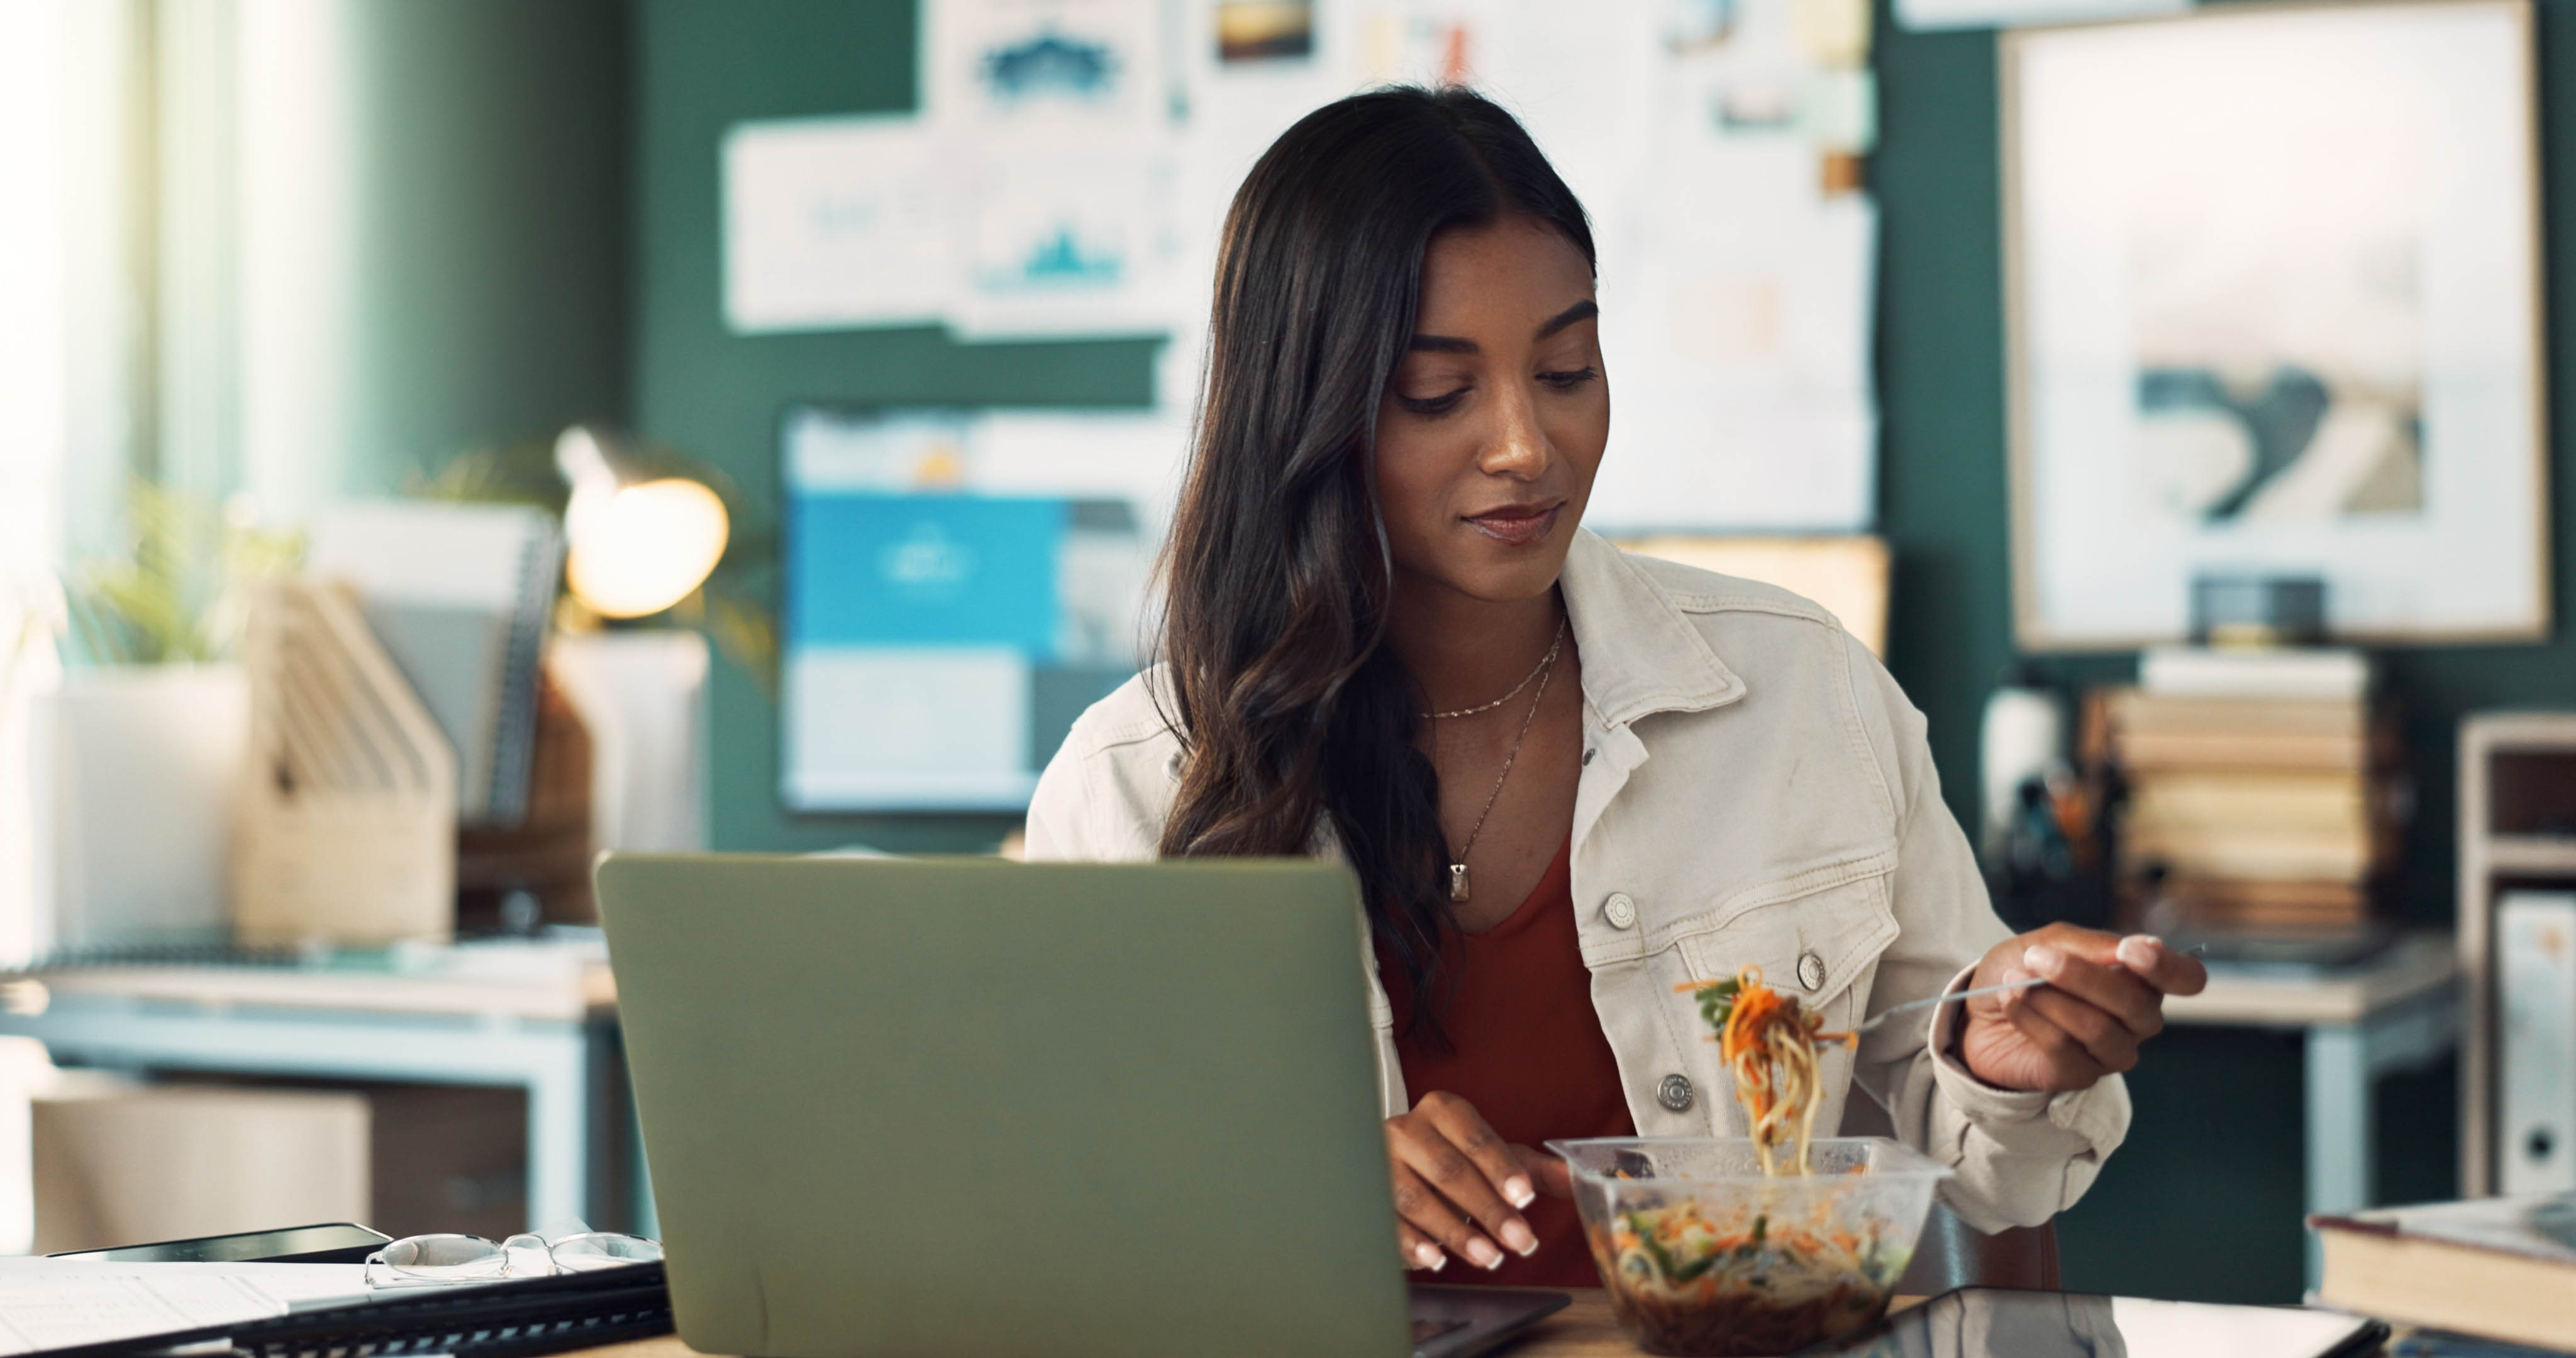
[[1437, 620, 1566, 903]]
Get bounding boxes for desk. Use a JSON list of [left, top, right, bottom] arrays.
[[2161, 930, 2458, 1283], [0, 951, 626, 1232], [570, 1289, 1928, 1358]]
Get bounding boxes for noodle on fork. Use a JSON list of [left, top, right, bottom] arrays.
[[1679, 966, 1858, 1175]]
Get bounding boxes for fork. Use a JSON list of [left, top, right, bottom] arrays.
[[1852, 942, 2207, 1035], [1853, 974, 2050, 1035]]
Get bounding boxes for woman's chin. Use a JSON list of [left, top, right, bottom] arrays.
[[1430, 549, 1574, 605]]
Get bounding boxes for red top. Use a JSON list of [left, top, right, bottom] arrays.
[[1375, 837, 1635, 1288]]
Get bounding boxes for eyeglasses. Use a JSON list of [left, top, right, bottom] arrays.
[[363, 1231, 663, 1289]]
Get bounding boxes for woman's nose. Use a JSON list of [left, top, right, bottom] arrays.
[[1476, 382, 1553, 480]]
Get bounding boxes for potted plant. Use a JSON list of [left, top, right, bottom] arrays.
[[18, 485, 297, 959]]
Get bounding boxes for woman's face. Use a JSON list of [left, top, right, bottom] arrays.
[[1374, 214, 1607, 607]]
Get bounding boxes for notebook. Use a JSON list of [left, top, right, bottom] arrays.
[[309, 502, 564, 827]]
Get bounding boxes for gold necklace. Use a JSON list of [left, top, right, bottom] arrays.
[[1419, 618, 1567, 720], [1439, 632, 1562, 903]]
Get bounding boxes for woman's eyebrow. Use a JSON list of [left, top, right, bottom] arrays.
[[1407, 299, 1601, 354], [1535, 298, 1599, 340]]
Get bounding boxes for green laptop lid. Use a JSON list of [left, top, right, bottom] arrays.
[[598, 854, 1413, 1358]]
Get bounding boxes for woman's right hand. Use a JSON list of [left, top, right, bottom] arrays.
[[1384, 1090, 1568, 1271]]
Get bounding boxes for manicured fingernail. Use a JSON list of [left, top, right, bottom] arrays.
[[1468, 1238, 1504, 1269], [1413, 1242, 1444, 1269], [1504, 1176, 1535, 1208], [2116, 936, 2158, 970], [2023, 944, 2062, 973], [1503, 1220, 1539, 1256]]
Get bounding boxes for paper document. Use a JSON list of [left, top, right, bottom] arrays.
[[925, 0, 1185, 341], [1895, 0, 2183, 31], [723, 116, 953, 333], [0, 1262, 372, 1355]]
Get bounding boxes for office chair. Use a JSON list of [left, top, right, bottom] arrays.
[[1895, 1203, 2062, 1293]]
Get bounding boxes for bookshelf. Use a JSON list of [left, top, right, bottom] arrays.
[[2458, 712, 2576, 1195]]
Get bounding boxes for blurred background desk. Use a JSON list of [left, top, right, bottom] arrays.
[[2162, 931, 2457, 1281], [0, 943, 634, 1235]]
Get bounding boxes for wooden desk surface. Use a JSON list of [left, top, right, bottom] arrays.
[[573, 1291, 1927, 1358]]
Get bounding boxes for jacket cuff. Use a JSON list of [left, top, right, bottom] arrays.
[[1925, 963, 2121, 1147]]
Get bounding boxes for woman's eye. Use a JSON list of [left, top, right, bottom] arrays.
[[1398, 389, 1468, 417], [1540, 367, 1600, 391]]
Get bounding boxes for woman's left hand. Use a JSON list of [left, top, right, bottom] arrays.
[[1956, 924, 2209, 1093]]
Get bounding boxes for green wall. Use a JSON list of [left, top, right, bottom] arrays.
[[140, 0, 628, 523], [635, 0, 2560, 1300], [340, 0, 635, 489], [632, 0, 1155, 854]]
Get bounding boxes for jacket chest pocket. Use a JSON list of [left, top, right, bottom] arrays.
[[1670, 871, 1899, 1037]]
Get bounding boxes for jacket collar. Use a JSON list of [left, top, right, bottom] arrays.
[[1557, 529, 1747, 729]]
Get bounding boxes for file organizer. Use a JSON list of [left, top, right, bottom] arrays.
[[231, 578, 458, 946]]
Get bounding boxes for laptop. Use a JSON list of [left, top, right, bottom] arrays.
[[597, 853, 1567, 1358]]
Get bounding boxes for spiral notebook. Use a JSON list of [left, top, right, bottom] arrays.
[[309, 500, 565, 829], [4, 1262, 667, 1358]]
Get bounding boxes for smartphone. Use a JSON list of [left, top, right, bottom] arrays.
[[47, 1222, 394, 1264]]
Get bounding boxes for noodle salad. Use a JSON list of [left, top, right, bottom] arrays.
[[1684, 965, 1858, 1175], [1591, 1196, 1892, 1356]]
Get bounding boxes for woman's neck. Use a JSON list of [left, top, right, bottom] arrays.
[[1384, 577, 1567, 716]]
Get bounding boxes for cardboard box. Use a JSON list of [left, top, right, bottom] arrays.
[[33, 1074, 370, 1254], [360, 1083, 527, 1241]]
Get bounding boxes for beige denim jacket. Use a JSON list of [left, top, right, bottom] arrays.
[[1024, 529, 2127, 1231]]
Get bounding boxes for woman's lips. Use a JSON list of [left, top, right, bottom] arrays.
[[1465, 504, 1562, 547]]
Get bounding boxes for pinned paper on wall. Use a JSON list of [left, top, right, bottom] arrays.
[[726, 0, 1885, 537], [777, 405, 1174, 812], [1587, 0, 1881, 532], [723, 116, 951, 333], [945, 139, 1189, 340], [1594, 170, 1880, 531], [928, 0, 1188, 340], [925, 0, 1174, 131], [1895, 0, 2184, 33]]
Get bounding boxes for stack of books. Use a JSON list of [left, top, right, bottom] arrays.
[[2312, 1195, 2576, 1352], [2104, 646, 2394, 934]]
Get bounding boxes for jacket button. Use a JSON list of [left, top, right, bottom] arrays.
[[1602, 893, 1638, 929], [1582, 748, 1596, 766], [1657, 1074, 1694, 1112], [1797, 951, 1827, 992]]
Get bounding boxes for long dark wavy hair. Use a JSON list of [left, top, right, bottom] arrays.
[[1154, 87, 1596, 1035]]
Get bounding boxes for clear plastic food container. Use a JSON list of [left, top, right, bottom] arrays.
[[1545, 1137, 1951, 1358]]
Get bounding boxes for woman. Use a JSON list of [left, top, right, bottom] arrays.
[[1026, 87, 2204, 1288]]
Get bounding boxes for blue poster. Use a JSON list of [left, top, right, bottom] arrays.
[[780, 434, 1148, 813], [791, 495, 1066, 654]]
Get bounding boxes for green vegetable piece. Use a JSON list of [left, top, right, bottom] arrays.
[[1628, 1215, 1685, 1281], [1694, 978, 1743, 1034], [1668, 1250, 1722, 1284]]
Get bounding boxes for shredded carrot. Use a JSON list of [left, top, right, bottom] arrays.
[[1679, 965, 1858, 1174]]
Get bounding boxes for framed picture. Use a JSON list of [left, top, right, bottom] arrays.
[[2004, 0, 2549, 649]]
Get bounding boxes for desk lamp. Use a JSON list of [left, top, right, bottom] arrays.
[[553, 425, 730, 619]]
